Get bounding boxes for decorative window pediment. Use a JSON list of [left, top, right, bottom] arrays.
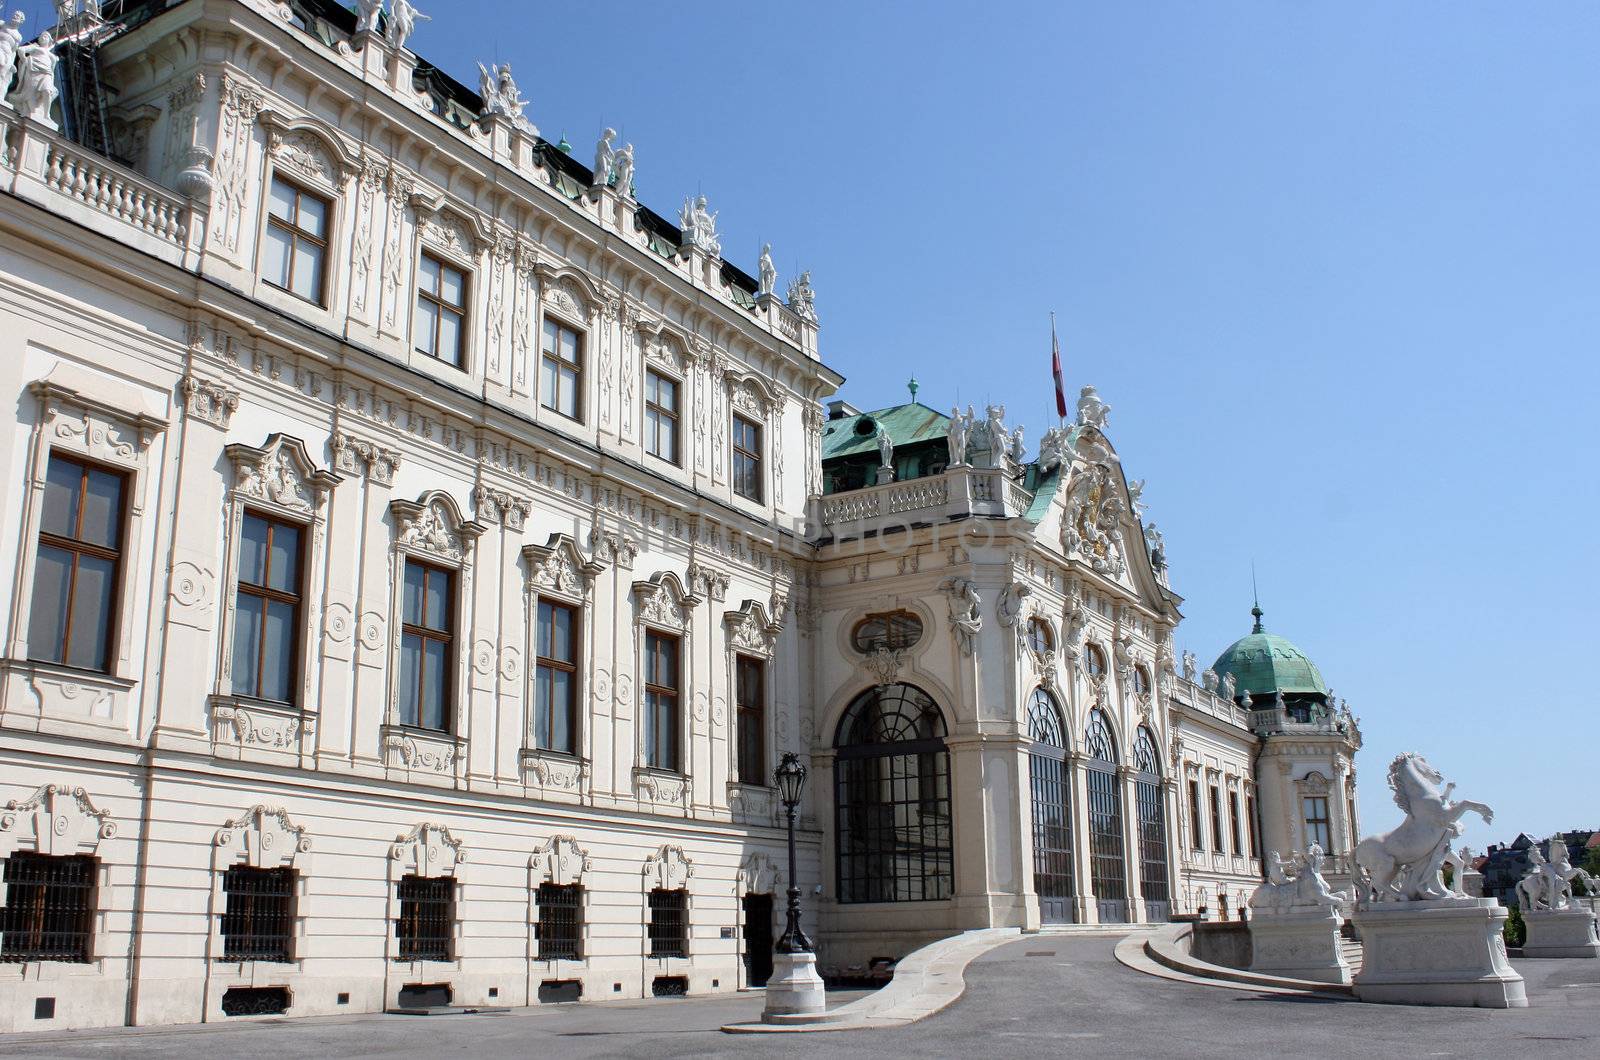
[[260, 110, 358, 188], [410, 190, 489, 259], [226, 434, 340, 514], [1298, 770, 1332, 796], [390, 491, 485, 564], [533, 263, 603, 321], [632, 572, 701, 631], [532, 835, 591, 886], [391, 822, 465, 877], [723, 600, 780, 657], [523, 533, 604, 600], [723, 369, 777, 418], [738, 852, 782, 894], [643, 844, 693, 890], [31, 373, 167, 465], [0, 783, 117, 857], [213, 805, 311, 869]]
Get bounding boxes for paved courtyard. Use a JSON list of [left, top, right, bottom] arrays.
[[4, 936, 1597, 1059]]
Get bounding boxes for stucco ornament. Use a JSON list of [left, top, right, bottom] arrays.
[[0, 13, 25, 101], [1517, 839, 1600, 913], [942, 577, 983, 656], [1036, 425, 1075, 474], [10, 30, 58, 127], [786, 270, 816, 323], [1061, 462, 1127, 576], [1249, 844, 1347, 917], [477, 61, 532, 131], [946, 405, 973, 467], [385, 0, 427, 50], [758, 244, 776, 297], [1076, 384, 1110, 429], [1355, 753, 1494, 903], [679, 195, 721, 255]]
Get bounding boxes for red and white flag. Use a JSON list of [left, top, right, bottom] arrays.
[[1051, 315, 1068, 420]]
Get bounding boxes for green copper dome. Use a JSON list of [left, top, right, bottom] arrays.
[[1212, 606, 1327, 698]]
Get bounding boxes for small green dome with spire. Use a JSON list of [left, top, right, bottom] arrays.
[[1211, 605, 1327, 699]]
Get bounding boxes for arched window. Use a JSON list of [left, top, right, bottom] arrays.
[[1132, 666, 1151, 697], [1085, 643, 1107, 678], [850, 611, 923, 654], [834, 684, 952, 903], [1133, 727, 1170, 922], [1026, 617, 1054, 656], [1026, 689, 1074, 923], [1084, 710, 1127, 923]]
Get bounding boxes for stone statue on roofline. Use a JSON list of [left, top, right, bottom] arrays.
[[1009, 425, 1026, 465], [1076, 384, 1110, 430], [386, 0, 428, 51], [612, 143, 635, 198], [0, 12, 25, 101], [946, 406, 971, 467], [787, 270, 816, 323], [876, 424, 894, 471], [983, 404, 1007, 469], [758, 244, 776, 298], [10, 29, 58, 127], [680, 195, 721, 256], [1181, 649, 1197, 683], [355, 0, 383, 34], [478, 60, 532, 131], [593, 127, 616, 186], [1220, 671, 1236, 701]]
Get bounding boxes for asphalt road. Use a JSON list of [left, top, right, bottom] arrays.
[[3, 936, 1596, 1059]]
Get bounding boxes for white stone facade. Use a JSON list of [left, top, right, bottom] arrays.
[[0, 0, 1362, 1031]]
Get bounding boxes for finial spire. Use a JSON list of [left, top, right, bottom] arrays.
[[1251, 562, 1264, 633], [907, 377, 919, 402]]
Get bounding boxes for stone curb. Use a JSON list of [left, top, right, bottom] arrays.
[[1115, 923, 1355, 998], [721, 927, 1024, 1033]]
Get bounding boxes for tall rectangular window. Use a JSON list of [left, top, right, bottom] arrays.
[[540, 318, 583, 421], [535, 882, 582, 961], [647, 888, 687, 958], [414, 252, 468, 367], [29, 455, 124, 673], [395, 875, 453, 962], [535, 600, 578, 754], [1227, 790, 1243, 856], [399, 561, 454, 731], [220, 865, 295, 962], [735, 655, 765, 786], [1247, 793, 1261, 859], [644, 370, 680, 465], [0, 853, 96, 963], [231, 513, 302, 704], [643, 631, 680, 771], [731, 414, 762, 502], [1303, 796, 1332, 852], [1187, 780, 1205, 852], [262, 176, 328, 305], [1209, 784, 1224, 851]]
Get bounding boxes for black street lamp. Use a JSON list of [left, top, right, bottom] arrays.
[[774, 751, 812, 954]]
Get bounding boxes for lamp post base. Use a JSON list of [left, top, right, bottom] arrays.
[[762, 950, 827, 1019]]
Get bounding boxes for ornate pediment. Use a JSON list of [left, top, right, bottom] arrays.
[[643, 844, 693, 890], [723, 600, 780, 657], [0, 783, 117, 856], [226, 433, 340, 513], [260, 110, 357, 187], [410, 190, 490, 259], [391, 491, 484, 563], [523, 533, 604, 599], [391, 822, 465, 875], [724, 369, 777, 418], [532, 835, 591, 886], [214, 805, 311, 868], [534, 263, 603, 321], [632, 572, 701, 631], [1061, 461, 1128, 579]]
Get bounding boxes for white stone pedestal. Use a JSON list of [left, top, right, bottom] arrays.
[[762, 950, 827, 1022], [1353, 899, 1527, 1008], [1249, 910, 1351, 984], [1522, 908, 1600, 959]]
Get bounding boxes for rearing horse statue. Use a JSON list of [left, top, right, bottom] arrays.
[[1355, 753, 1493, 903]]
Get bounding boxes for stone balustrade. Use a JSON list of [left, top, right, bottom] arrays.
[[812, 465, 1032, 535]]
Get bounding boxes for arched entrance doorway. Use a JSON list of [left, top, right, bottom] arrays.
[[1085, 709, 1127, 924], [1026, 688, 1075, 924], [834, 683, 953, 903], [1133, 727, 1171, 923]]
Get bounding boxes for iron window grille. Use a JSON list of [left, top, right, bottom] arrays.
[[231, 512, 303, 704], [28, 454, 125, 673], [734, 654, 766, 786], [395, 875, 454, 962], [643, 630, 680, 771], [220, 865, 296, 962], [1027, 690, 1074, 921], [534, 600, 579, 754], [536, 883, 583, 961], [540, 318, 584, 421], [262, 176, 329, 305], [399, 560, 455, 731], [731, 414, 762, 502], [414, 252, 469, 367], [1, 853, 96, 963], [644, 369, 680, 465], [834, 683, 953, 904], [647, 888, 688, 958]]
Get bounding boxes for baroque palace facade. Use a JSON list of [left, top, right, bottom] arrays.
[[0, 0, 1361, 1031]]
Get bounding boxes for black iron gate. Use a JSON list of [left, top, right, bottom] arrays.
[[1029, 750, 1075, 924]]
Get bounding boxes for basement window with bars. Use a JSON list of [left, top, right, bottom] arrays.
[[0, 853, 96, 963], [535, 883, 583, 961], [395, 875, 454, 963], [647, 888, 688, 959], [220, 865, 296, 962]]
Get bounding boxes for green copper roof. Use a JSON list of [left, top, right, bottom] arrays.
[[1211, 606, 1327, 698], [821, 403, 950, 462]]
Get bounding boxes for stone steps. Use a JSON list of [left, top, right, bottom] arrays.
[[1338, 937, 1364, 973]]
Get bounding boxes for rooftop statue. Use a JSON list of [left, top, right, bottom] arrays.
[[10, 29, 58, 127], [876, 424, 894, 471], [758, 244, 776, 298], [592, 127, 616, 187], [786, 270, 816, 323], [1249, 844, 1345, 917], [1009, 425, 1026, 464], [1220, 671, 1236, 701], [1356, 753, 1493, 903], [679, 195, 721, 255], [612, 143, 634, 198], [386, 0, 427, 51], [1181, 649, 1197, 683], [1076, 384, 1110, 430], [355, 0, 383, 34], [0, 12, 25, 102], [1127, 478, 1147, 518], [1201, 667, 1218, 693], [1516, 837, 1600, 913], [983, 404, 1008, 469], [1036, 425, 1074, 474], [946, 406, 972, 468], [478, 61, 531, 130], [1144, 522, 1166, 568]]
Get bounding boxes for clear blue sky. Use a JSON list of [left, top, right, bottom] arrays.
[[410, 1, 1598, 851]]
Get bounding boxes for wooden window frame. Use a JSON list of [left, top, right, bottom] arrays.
[[540, 316, 585, 423], [1188, 779, 1205, 852], [1209, 783, 1225, 851], [734, 654, 766, 787], [644, 368, 681, 466], [1026, 617, 1054, 656], [263, 175, 330, 307], [643, 630, 681, 773], [414, 250, 470, 368], [399, 559, 456, 733], [28, 454, 126, 674], [1302, 795, 1332, 852], [231, 511, 305, 706], [1085, 643, 1107, 679], [731, 413, 763, 503], [534, 599, 580, 755]]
